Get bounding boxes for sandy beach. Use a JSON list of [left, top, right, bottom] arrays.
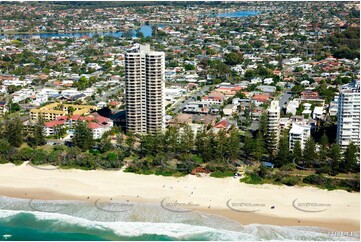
[[0, 162, 359, 232]]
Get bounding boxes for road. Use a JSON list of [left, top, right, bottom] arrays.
[[95, 86, 123, 102], [172, 85, 212, 113], [279, 91, 293, 109]]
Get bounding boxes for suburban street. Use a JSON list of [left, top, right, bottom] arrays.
[[279, 91, 293, 109], [172, 85, 212, 113]]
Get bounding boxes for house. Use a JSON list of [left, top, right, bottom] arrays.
[[223, 104, 237, 116], [169, 113, 193, 126], [202, 91, 225, 105], [263, 78, 273, 85], [193, 114, 217, 126], [257, 85, 277, 93], [301, 91, 319, 99], [213, 119, 231, 133], [252, 93, 270, 105]]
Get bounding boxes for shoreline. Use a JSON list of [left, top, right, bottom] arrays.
[[0, 163, 359, 233]]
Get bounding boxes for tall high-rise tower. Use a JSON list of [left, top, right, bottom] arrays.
[[337, 80, 360, 150], [125, 44, 165, 134], [267, 100, 280, 151]]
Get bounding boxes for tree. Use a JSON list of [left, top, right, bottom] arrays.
[[0, 139, 10, 156], [165, 127, 179, 154], [4, 117, 23, 147], [228, 127, 240, 160], [267, 131, 278, 155], [179, 125, 194, 154], [259, 113, 268, 136], [209, 60, 231, 78], [72, 122, 94, 151], [328, 144, 341, 173], [184, 64, 196, 71], [115, 134, 123, 147], [195, 128, 207, 159], [136, 30, 144, 38], [319, 132, 329, 162], [243, 134, 255, 159], [216, 129, 228, 161], [125, 131, 136, 153], [341, 142, 359, 173], [201, 129, 216, 162], [253, 132, 265, 161], [275, 132, 289, 167], [10, 103, 21, 112], [292, 141, 303, 162], [98, 137, 112, 153], [67, 106, 75, 115], [32, 116, 46, 147], [7, 85, 21, 94], [252, 40, 263, 48], [224, 52, 243, 65], [244, 69, 256, 80], [303, 137, 317, 166]]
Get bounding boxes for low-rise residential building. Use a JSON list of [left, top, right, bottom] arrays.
[[312, 106, 324, 119], [202, 91, 225, 105], [301, 91, 319, 99], [223, 104, 237, 116], [30, 102, 97, 121], [252, 93, 270, 106], [43, 114, 113, 139]]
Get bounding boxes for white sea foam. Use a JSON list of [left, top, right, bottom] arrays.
[[0, 196, 359, 241], [0, 209, 359, 241]]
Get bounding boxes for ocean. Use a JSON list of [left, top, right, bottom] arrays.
[[0, 196, 358, 241]]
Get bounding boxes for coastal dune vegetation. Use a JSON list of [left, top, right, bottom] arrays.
[[0, 116, 359, 192]]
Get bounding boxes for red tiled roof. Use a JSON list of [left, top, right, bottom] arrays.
[[252, 94, 269, 102], [44, 120, 65, 128], [214, 119, 230, 129], [203, 96, 223, 101], [70, 114, 81, 120], [88, 122, 102, 129]]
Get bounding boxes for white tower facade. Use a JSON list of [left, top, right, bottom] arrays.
[[267, 100, 280, 150], [125, 45, 165, 134], [337, 80, 360, 150]]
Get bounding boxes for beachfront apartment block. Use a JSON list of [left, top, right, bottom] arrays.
[[289, 123, 311, 151], [125, 44, 165, 134], [267, 100, 280, 150], [337, 80, 360, 150], [30, 102, 97, 121]]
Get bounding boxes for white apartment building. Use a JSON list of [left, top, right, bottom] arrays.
[[286, 100, 300, 116], [267, 100, 280, 150], [289, 123, 311, 151], [337, 80, 360, 149], [125, 44, 165, 134]]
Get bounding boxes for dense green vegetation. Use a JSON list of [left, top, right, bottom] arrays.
[[325, 27, 360, 59], [125, 125, 240, 176], [240, 165, 359, 192]]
